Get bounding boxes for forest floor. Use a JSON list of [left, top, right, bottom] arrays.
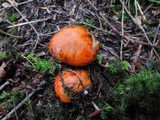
[[0, 0, 160, 120]]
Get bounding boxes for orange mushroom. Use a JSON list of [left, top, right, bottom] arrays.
[[54, 69, 92, 103], [49, 26, 99, 66]]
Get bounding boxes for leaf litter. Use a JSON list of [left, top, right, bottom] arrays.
[[0, 0, 160, 119]]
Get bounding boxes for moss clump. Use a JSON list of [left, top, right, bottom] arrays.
[[113, 70, 160, 115]]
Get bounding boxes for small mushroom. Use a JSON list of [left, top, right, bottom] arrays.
[[54, 69, 92, 103], [88, 101, 102, 118]]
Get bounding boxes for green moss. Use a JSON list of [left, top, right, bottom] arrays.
[[0, 51, 8, 59], [27, 53, 56, 74], [0, 91, 25, 109], [113, 69, 160, 114], [7, 13, 17, 22], [96, 55, 103, 64], [84, 18, 94, 25], [108, 58, 129, 74]]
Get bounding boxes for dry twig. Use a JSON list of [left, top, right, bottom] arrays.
[[136, 1, 146, 20], [0, 29, 22, 39], [149, 23, 160, 60], [7, 18, 50, 28], [18, 52, 35, 67], [120, 6, 124, 60], [0, 81, 10, 91]]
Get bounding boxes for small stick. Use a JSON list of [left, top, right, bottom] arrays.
[[87, 0, 98, 11], [18, 52, 35, 67], [149, 23, 160, 60], [120, 5, 125, 60], [143, 4, 153, 14], [7, 18, 50, 28], [0, 81, 10, 91], [136, 1, 146, 20], [0, 29, 22, 39]]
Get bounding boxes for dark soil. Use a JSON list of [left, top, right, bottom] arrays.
[[0, 0, 160, 120]]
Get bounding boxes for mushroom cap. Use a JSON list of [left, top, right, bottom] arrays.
[[54, 69, 92, 103], [49, 26, 99, 66]]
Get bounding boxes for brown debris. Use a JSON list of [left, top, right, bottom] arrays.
[[0, 62, 6, 81], [0, 0, 159, 119], [0, 104, 8, 117]]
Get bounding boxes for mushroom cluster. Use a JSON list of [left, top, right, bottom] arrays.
[[49, 26, 99, 103]]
